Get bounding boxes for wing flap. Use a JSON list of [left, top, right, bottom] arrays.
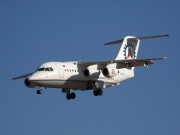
[[120, 59, 154, 68]]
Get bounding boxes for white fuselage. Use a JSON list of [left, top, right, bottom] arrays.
[[28, 61, 134, 91]]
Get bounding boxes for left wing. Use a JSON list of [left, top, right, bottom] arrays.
[[78, 57, 167, 68], [12, 72, 33, 80]]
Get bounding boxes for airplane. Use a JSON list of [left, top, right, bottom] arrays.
[[12, 34, 169, 100]]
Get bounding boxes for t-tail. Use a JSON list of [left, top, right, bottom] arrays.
[[104, 34, 170, 60]]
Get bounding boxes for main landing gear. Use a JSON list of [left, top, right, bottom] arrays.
[[66, 92, 76, 100], [65, 89, 103, 100], [62, 88, 76, 100], [93, 89, 103, 96]]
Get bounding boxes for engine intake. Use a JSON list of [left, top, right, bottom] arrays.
[[24, 78, 36, 88], [102, 67, 118, 78], [83, 69, 100, 79]]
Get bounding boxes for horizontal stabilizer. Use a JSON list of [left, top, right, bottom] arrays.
[[104, 34, 170, 45]]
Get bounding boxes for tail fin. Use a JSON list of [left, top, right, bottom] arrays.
[[104, 34, 170, 60], [115, 36, 140, 60]]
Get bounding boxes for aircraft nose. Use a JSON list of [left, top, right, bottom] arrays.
[[28, 72, 43, 82], [28, 72, 47, 82], [28, 73, 37, 81], [28, 72, 47, 86]]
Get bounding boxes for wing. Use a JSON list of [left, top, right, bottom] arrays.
[[78, 57, 167, 69], [12, 72, 33, 80]]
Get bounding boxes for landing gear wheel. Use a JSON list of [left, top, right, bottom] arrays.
[[93, 89, 103, 96], [66, 93, 71, 100], [98, 89, 103, 96], [37, 90, 43, 94], [71, 92, 76, 99], [93, 90, 99, 96], [66, 92, 76, 100]]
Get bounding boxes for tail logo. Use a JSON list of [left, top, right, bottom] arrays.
[[124, 42, 136, 59]]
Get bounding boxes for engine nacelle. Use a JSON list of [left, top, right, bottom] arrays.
[[24, 78, 36, 88], [83, 69, 100, 79], [102, 67, 118, 78]]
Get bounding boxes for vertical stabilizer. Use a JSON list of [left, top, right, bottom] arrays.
[[115, 36, 140, 60], [104, 34, 170, 60]]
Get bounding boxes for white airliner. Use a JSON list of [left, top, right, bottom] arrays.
[[12, 34, 169, 100]]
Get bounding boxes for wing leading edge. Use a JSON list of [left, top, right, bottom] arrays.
[[78, 57, 167, 69]]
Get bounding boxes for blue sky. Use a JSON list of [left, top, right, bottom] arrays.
[[1, 0, 180, 135]]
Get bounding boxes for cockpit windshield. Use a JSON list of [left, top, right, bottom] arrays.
[[45, 68, 50, 71], [38, 68, 45, 71], [50, 67, 53, 71], [37, 67, 54, 72]]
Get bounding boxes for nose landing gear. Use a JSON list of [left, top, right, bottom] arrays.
[[36, 87, 43, 94], [37, 89, 43, 94]]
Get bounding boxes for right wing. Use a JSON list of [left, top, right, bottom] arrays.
[[12, 72, 33, 80], [78, 57, 167, 68]]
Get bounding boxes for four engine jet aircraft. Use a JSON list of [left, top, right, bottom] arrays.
[[12, 34, 169, 100]]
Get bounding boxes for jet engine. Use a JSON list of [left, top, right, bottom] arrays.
[[83, 69, 100, 79], [102, 67, 118, 78], [24, 78, 36, 88]]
